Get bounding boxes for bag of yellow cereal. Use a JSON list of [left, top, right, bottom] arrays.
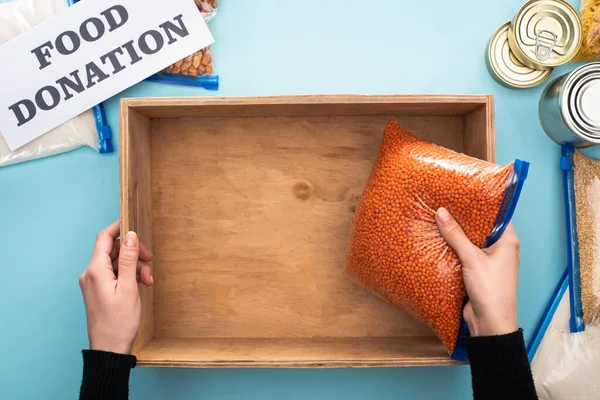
[[576, 0, 600, 61]]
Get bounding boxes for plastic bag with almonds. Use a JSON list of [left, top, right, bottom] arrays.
[[148, 0, 219, 89], [163, 46, 214, 77]]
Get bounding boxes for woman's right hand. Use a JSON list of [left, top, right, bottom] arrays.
[[79, 222, 153, 354], [435, 207, 520, 337]]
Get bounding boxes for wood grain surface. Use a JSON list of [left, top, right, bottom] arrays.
[[120, 103, 154, 354], [464, 95, 495, 163], [127, 94, 488, 119], [136, 337, 456, 368], [150, 116, 462, 340]]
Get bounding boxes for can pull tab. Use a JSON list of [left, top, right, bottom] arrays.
[[535, 30, 557, 61]]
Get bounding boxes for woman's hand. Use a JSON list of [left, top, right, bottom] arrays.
[[435, 208, 519, 337], [79, 221, 153, 354]]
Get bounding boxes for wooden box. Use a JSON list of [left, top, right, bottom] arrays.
[[120, 95, 494, 368]]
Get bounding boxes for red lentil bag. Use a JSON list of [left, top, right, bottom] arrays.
[[345, 121, 529, 360]]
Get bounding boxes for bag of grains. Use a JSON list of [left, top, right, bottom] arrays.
[[561, 146, 600, 331], [575, 0, 600, 61], [146, 0, 219, 90], [0, 0, 111, 168], [529, 270, 600, 400], [345, 121, 529, 360]]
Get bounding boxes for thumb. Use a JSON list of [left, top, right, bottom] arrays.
[[118, 231, 139, 285], [435, 208, 480, 261]]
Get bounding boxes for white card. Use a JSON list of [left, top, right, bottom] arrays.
[[0, 0, 213, 150]]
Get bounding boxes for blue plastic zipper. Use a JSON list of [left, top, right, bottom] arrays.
[[146, 72, 219, 90], [526, 268, 569, 362], [449, 299, 470, 362], [66, 0, 112, 154], [561, 145, 585, 333], [450, 160, 531, 361], [486, 160, 530, 247], [93, 104, 112, 154]]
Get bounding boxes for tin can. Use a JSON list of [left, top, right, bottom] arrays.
[[487, 22, 552, 88], [508, 0, 582, 70], [539, 62, 600, 147]]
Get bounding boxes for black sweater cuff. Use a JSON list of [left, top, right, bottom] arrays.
[[79, 350, 136, 400], [465, 329, 537, 400]]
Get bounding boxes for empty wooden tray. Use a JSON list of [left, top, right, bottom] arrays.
[[119, 95, 495, 368]]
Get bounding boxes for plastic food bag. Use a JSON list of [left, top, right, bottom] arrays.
[[146, 0, 219, 90], [561, 146, 600, 331], [196, 0, 218, 22], [345, 121, 529, 360], [529, 270, 600, 400], [0, 0, 111, 168], [0, 112, 101, 167], [575, 0, 600, 61]]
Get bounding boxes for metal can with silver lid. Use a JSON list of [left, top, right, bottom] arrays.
[[487, 21, 553, 88], [508, 0, 582, 70], [539, 62, 600, 147]]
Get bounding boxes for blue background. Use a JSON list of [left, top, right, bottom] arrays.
[[0, 0, 597, 399]]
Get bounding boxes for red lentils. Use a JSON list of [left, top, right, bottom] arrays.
[[346, 120, 513, 354]]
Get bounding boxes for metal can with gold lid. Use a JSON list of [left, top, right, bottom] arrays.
[[487, 21, 553, 88], [508, 0, 582, 70], [539, 62, 600, 147]]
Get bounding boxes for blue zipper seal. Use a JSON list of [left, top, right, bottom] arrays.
[[526, 268, 569, 362], [485, 160, 530, 247], [450, 160, 530, 361], [561, 145, 585, 333], [146, 72, 219, 90], [93, 104, 112, 154]]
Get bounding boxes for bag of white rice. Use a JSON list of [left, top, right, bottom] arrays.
[[529, 271, 600, 399]]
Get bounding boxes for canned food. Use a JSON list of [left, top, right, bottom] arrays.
[[509, 0, 582, 70], [539, 62, 600, 147], [487, 22, 552, 88]]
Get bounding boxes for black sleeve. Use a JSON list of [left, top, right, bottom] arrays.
[[79, 350, 137, 400], [466, 329, 537, 400]]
